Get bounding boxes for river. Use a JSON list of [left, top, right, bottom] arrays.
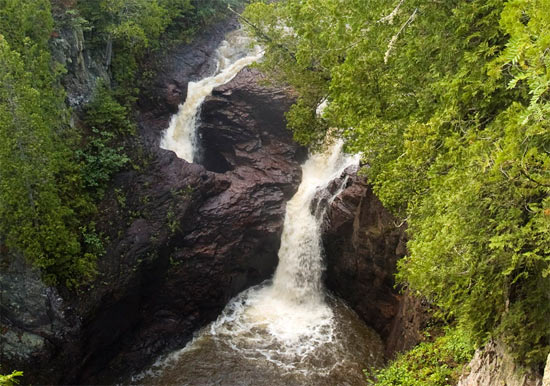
[[132, 27, 384, 386]]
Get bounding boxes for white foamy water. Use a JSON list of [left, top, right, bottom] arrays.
[[160, 29, 263, 161], [129, 142, 384, 386]]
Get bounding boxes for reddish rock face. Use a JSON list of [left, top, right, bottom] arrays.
[[75, 66, 304, 384], [319, 169, 405, 336], [319, 167, 427, 356], [1, 20, 304, 385]]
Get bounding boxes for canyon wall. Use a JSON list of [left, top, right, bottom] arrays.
[[1, 21, 304, 384]]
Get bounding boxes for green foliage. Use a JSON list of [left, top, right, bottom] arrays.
[[0, 3, 97, 287], [367, 328, 474, 386], [245, 0, 550, 368], [77, 129, 129, 196], [76, 0, 243, 104], [0, 370, 23, 386], [0, 0, 53, 52], [84, 84, 134, 135], [79, 84, 131, 196], [0, 0, 234, 287]]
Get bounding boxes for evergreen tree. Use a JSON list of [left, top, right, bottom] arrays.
[[243, 0, 550, 367], [0, 0, 97, 286]]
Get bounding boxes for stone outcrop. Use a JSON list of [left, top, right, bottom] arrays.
[[318, 167, 423, 347], [319, 166, 547, 384], [458, 341, 543, 386], [197, 67, 306, 174], [0, 20, 303, 384], [50, 20, 110, 109]]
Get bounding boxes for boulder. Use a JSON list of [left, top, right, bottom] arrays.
[[458, 341, 542, 386]]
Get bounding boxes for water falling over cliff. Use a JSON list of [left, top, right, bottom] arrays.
[[160, 29, 263, 162], [131, 142, 384, 385]]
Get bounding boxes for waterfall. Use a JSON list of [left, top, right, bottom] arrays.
[[208, 141, 359, 351], [132, 27, 383, 386], [130, 142, 384, 386], [160, 29, 263, 162], [271, 142, 358, 306]]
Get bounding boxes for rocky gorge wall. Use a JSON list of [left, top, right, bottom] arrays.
[[319, 168, 549, 384], [317, 166, 428, 357], [1, 19, 306, 384], [3, 12, 544, 386]]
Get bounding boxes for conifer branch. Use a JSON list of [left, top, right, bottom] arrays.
[[227, 5, 297, 62]]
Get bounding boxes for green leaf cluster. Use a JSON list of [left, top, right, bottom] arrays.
[[0, 1, 98, 287], [244, 0, 550, 367], [78, 84, 131, 197], [366, 328, 474, 386], [0, 370, 23, 386]]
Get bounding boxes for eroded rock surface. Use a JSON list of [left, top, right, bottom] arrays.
[[77, 60, 302, 385], [319, 168, 407, 338], [1, 21, 303, 385], [458, 341, 543, 386], [317, 167, 429, 357]]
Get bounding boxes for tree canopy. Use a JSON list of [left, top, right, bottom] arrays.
[[0, 0, 242, 287], [0, 0, 97, 287], [243, 0, 550, 367]]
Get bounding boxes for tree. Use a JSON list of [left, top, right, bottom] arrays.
[[243, 0, 550, 366], [0, 36, 95, 286], [0, 1, 97, 286]]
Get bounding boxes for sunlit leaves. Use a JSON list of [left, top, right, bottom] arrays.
[[245, 0, 550, 366]]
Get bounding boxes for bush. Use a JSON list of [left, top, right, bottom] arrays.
[[77, 129, 129, 197], [366, 328, 474, 386], [0, 370, 23, 386]]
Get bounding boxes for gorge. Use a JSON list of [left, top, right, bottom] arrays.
[[129, 26, 390, 385], [3, 2, 547, 384], [0, 18, 409, 385]]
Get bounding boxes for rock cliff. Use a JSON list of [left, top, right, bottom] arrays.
[[458, 341, 543, 386], [317, 166, 429, 357], [49, 19, 110, 109], [0, 20, 303, 384]]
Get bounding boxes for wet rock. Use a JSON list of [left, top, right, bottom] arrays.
[[458, 341, 542, 386], [197, 67, 306, 175], [138, 19, 239, 128], [1, 17, 304, 384], [319, 168, 408, 341], [73, 65, 303, 382], [317, 166, 428, 357], [320, 168, 433, 359]]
